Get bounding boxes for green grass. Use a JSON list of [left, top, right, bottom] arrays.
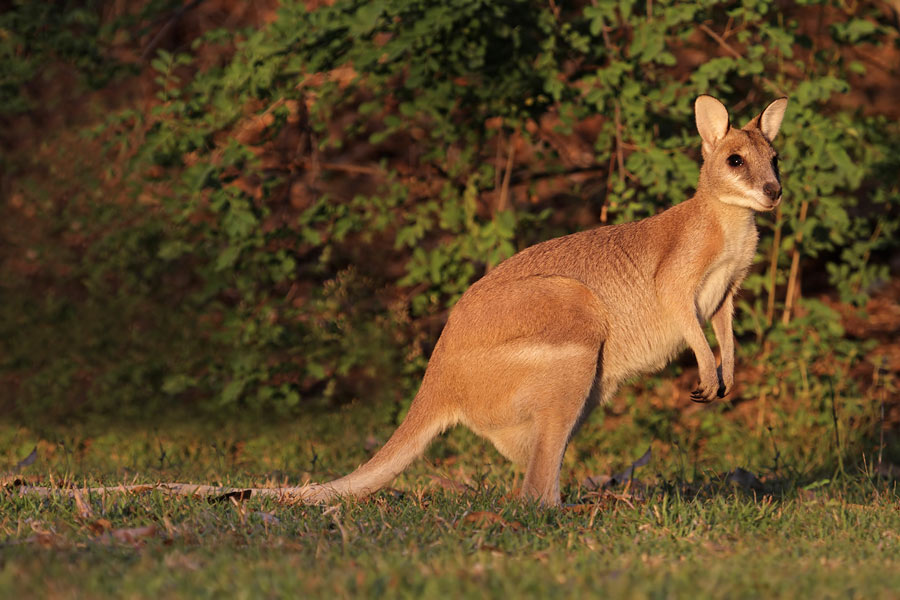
[[1, 405, 898, 599]]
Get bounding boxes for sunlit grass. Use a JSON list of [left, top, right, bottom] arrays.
[[1, 407, 898, 599]]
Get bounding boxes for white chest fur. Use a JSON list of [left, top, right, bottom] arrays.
[[695, 217, 758, 321]]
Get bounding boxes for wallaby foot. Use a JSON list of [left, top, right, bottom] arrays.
[[521, 436, 567, 506]]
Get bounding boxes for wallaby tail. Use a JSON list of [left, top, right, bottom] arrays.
[[302, 386, 453, 503]]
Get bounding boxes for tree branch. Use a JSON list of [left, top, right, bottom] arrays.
[[698, 23, 788, 98]]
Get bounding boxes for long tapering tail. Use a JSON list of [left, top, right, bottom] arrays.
[[302, 387, 453, 503]]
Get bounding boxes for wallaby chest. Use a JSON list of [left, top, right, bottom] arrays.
[[695, 216, 758, 320]]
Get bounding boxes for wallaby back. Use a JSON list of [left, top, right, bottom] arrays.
[[303, 95, 788, 506]]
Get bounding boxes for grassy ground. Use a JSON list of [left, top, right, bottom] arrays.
[[1, 402, 898, 599]]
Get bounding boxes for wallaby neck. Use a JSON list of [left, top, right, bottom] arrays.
[[694, 187, 759, 231]]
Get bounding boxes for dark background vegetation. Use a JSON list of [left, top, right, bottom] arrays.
[[1, 0, 898, 472]]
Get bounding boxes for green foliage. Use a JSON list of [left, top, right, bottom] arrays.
[[0, 1, 186, 117], [1, 1, 110, 115], [1, 0, 898, 422]]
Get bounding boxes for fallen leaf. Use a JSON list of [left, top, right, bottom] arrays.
[[0, 447, 38, 485], [595, 447, 652, 488], [582, 475, 611, 490], [14, 447, 38, 470], [428, 475, 469, 492], [726, 467, 763, 491], [477, 543, 506, 555], [25, 532, 60, 547], [111, 525, 157, 543], [2, 475, 39, 488], [462, 511, 522, 531], [88, 519, 112, 534]]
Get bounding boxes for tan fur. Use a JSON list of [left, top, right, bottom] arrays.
[[302, 96, 789, 506]]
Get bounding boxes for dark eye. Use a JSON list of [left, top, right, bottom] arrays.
[[727, 154, 744, 167]]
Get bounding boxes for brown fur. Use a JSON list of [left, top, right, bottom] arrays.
[[302, 95, 789, 506]]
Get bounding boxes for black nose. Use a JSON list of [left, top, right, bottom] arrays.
[[763, 182, 781, 201]]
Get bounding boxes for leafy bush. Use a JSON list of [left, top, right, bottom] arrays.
[[2, 0, 898, 428]]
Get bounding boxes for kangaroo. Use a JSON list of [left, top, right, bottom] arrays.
[[303, 95, 788, 506]]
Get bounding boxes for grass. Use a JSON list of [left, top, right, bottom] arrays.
[[1, 399, 898, 599]]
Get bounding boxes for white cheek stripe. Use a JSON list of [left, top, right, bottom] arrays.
[[720, 172, 771, 209]]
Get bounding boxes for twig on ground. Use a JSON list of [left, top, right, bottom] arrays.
[[9, 482, 316, 504]]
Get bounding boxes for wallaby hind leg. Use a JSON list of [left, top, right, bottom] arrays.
[[517, 349, 600, 506], [441, 274, 607, 504], [522, 434, 568, 505]]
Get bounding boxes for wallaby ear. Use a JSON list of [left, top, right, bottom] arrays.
[[695, 95, 730, 158], [744, 97, 788, 142]]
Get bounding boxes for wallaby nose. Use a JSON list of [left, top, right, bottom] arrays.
[[763, 182, 781, 201]]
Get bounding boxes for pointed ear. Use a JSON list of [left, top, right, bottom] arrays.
[[695, 95, 730, 158], [744, 97, 788, 142]]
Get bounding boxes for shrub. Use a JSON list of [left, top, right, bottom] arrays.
[[2, 0, 898, 425]]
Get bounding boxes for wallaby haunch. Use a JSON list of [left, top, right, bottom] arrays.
[[304, 95, 788, 506]]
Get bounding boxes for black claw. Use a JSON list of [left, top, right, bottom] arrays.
[[690, 389, 714, 404], [691, 389, 714, 404]]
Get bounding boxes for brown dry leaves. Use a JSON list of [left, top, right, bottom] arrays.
[[461, 511, 523, 531]]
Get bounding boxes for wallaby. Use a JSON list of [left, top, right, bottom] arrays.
[[303, 95, 788, 506]]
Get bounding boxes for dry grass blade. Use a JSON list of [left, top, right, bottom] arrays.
[[72, 488, 94, 520]]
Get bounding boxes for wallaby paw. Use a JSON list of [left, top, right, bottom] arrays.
[[690, 383, 718, 403]]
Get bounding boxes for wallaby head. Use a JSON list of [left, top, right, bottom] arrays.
[[695, 95, 788, 212]]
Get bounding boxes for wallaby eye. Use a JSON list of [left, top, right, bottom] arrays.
[[727, 154, 744, 167]]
